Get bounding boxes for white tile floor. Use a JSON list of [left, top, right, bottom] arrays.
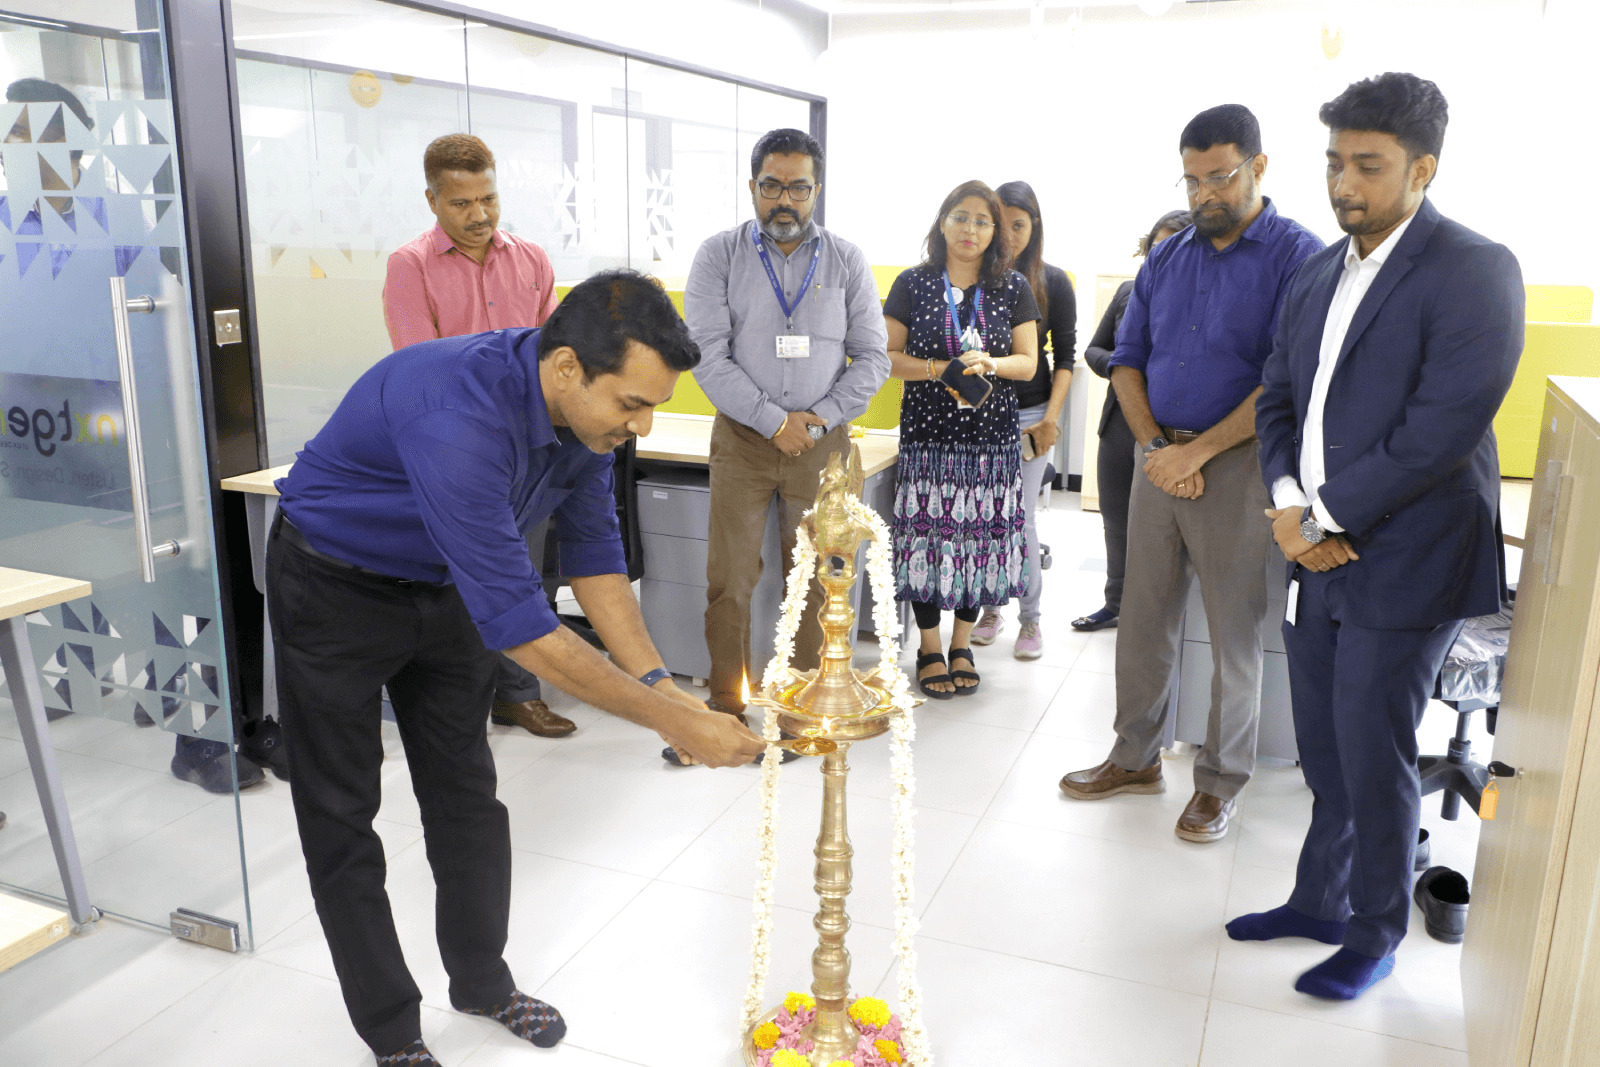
[[0, 491, 1492, 1066]]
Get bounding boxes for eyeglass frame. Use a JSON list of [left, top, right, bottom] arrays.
[[1175, 154, 1258, 195], [756, 179, 816, 201], [944, 211, 996, 231]]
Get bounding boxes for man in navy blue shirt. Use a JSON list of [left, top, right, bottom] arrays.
[[1060, 105, 1324, 845], [269, 271, 765, 1066]]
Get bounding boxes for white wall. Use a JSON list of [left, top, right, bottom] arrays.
[[819, 0, 1600, 308]]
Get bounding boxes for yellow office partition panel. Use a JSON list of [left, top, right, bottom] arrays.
[[855, 378, 903, 430], [1495, 323, 1600, 476], [1526, 285, 1593, 324]]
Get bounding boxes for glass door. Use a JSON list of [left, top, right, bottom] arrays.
[[0, 2, 252, 944]]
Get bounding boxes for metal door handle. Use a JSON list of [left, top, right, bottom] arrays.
[[110, 277, 181, 583]]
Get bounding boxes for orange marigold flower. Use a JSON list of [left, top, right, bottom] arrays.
[[875, 1038, 903, 1063], [752, 1022, 781, 1050], [770, 1050, 811, 1067]]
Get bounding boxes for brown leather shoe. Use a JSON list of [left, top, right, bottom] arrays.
[[1059, 759, 1165, 801], [1175, 790, 1236, 843], [491, 699, 576, 738], [706, 697, 751, 728]]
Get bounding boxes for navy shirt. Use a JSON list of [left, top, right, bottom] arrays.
[[1109, 198, 1323, 430], [277, 328, 625, 651]]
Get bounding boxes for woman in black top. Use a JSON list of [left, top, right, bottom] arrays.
[[1072, 209, 1193, 632], [883, 180, 1040, 698], [968, 181, 1077, 660]]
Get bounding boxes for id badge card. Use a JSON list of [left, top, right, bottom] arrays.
[[776, 334, 811, 359], [1285, 579, 1300, 627]]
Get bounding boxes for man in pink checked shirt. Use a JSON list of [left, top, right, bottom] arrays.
[[382, 132, 574, 740]]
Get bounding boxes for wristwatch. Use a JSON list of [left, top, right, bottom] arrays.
[[1142, 435, 1170, 457], [1300, 506, 1328, 545], [639, 667, 672, 688]]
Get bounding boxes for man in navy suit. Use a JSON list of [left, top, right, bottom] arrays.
[[1227, 73, 1523, 999]]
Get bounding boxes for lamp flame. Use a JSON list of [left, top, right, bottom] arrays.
[[741, 673, 750, 706]]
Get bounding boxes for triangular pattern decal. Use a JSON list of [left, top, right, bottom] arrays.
[[60, 602, 89, 632], [182, 615, 211, 646], [91, 603, 120, 638], [152, 612, 184, 648], [67, 643, 94, 674]]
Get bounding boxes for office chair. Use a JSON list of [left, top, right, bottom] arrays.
[[1419, 608, 1513, 820]]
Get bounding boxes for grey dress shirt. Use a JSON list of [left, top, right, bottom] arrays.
[[685, 219, 890, 438]]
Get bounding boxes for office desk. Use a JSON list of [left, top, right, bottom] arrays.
[[221, 415, 903, 705], [0, 568, 96, 926]]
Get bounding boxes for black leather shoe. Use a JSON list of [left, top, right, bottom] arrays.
[[1414, 866, 1469, 943], [240, 718, 291, 781], [1414, 828, 1431, 872]]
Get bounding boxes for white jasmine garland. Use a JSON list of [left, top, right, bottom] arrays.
[[742, 522, 817, 1032]]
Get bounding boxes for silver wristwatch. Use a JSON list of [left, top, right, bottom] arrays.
[[1300, 507, 1327, 545], [1142, 435, 1170, 457]]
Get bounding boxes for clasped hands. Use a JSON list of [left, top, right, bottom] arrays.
[[771, 410, 828, 457], [1264, 507, 1361, 573], [1143, 441, 1206, 499]]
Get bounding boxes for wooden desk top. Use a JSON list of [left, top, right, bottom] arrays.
[[218, 415, 901, 498], [0, 568, 91, 621]]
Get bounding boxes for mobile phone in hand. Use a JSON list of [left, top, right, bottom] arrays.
[[939, 357, 993, 409], [1021, 431, 1037, 461]]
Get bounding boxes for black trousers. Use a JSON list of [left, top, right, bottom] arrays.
[[267, 517, 515, 1054], [1096, 406, 1137, 614], [1283, 566, 1461, 958]]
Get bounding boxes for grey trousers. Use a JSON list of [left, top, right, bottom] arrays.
[[1016, 402, 1053, 625], [1108, 439, 1272, 800]]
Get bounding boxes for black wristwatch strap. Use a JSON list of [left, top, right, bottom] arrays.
[[639, 667, 672, 688]]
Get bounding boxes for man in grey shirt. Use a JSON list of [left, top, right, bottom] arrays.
[[676, 128, 888, 760]]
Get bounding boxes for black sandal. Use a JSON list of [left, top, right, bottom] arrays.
[[916, 651, 956, 701], [948, 647, 980, 696]]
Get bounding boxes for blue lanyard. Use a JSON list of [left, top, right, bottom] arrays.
[[942, 271, 987, 358], [752, 221, 822, 333]]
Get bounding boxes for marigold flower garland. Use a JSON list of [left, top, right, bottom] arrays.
[[741, 500, 933, 1064]]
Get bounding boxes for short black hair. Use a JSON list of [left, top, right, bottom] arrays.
[[5, 78, 94, 131], [1179, 104, 1261, 160], [1319, 72, 1448, 164], [750, 127, 823, 184], [537, 270, 700, 379]]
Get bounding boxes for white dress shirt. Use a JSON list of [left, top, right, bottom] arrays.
[[1271, 209, 1419, 531]]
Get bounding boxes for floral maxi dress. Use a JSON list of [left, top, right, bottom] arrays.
[[885, 266, 1038, 611]]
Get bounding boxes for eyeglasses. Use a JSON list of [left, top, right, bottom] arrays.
[[1176, 154, 1257, 194], [945, 212, 995, 231], [757, 179, 815, 201]]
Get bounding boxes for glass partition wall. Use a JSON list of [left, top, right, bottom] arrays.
[[230, 0, 815, 466], [0, 1, 253, 942]]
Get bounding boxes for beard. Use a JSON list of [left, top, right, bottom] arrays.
[[760, 204, 806, 242], [1192, 199, 1246, 238], [1332, 196, 1407, 237]]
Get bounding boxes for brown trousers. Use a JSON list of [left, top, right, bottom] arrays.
[[704, 414, 848, 707]]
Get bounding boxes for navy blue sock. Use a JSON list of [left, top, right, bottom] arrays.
[[1225, 904, 1347, 945], [1295, 948, 1395, 1000]]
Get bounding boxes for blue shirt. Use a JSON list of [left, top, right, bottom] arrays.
[[1109, 198, 1324, 430], [276, 328, 625, 651]]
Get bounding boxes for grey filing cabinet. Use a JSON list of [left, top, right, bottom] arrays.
[[1166, 539, 1298, 762], [636, 457, 905, 684]]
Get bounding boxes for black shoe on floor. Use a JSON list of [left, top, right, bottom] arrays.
[[1071, 607, 1119, 632], [1414, 866, 1470, 943], [240, 718, 290, 781], [1414, 828, 1431, 872], [171, 737, 266, 794]]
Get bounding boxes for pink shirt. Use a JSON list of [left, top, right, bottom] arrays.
[[382, 224, 559, 350]]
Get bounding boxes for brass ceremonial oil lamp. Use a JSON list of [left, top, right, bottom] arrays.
[[742, 446, 918, 1066]]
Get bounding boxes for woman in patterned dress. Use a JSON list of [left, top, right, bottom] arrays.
[[883, 180, 1041, 698]]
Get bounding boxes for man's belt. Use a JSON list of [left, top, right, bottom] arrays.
[[1160, 425, 1204, 444], [275, 513, 440, 585]]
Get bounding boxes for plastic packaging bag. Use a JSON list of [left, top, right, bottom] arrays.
[[1438, 610, 1513, 705]]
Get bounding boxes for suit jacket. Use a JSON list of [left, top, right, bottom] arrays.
[[1256, 198, 1524, 630], [1085, 279, 1134, 436]]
